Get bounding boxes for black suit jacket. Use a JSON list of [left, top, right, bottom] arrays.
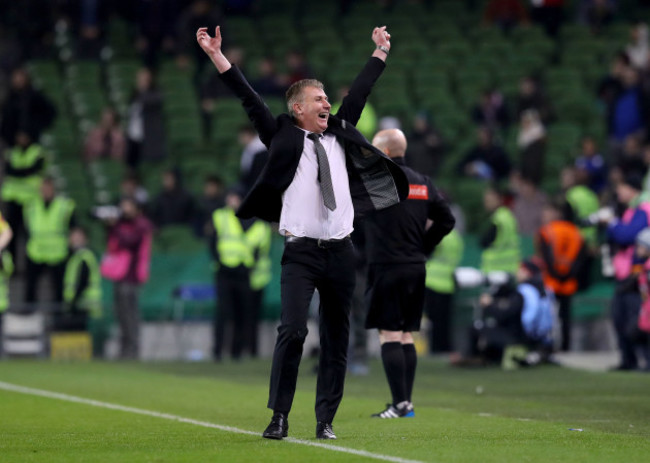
[[218, 57, 409, 222]]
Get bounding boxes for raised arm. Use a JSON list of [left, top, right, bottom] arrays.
[[336, 27, 391, 126], [196, 26, 277, 146], [196, 26, 231, 73]]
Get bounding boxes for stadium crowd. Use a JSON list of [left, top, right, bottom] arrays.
[[1, 0, 650, 371]]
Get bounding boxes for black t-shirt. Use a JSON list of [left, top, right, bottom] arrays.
[[364, 158, 455, 265]]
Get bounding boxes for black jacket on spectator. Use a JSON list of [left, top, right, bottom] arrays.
[[0, 86, 56, 145]]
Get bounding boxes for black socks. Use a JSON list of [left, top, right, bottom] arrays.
[[380, 342, 408, 406], [403, 343, 417, 403]]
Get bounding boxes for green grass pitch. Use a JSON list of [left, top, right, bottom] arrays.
[[1, 358, 649, 462]]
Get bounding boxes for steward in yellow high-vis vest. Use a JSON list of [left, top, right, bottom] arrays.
[[480, 187, 521, 275], [23, 178, 75, 303], [1, 141, 45, 206], [64, 232, 102, 320], [424, 228, 463, 353], [211, 189, 271, 360]]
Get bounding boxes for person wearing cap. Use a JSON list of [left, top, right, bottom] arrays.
[[603, 172, 650, 370], [363, 128, 455, 419], [210, 186, 271, 361]]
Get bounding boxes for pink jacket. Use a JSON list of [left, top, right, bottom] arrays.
[[100, 216, 152, 284], [612, 203, 650, 280]]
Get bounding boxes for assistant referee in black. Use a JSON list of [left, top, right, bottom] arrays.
[[365, 129, 455, 418]]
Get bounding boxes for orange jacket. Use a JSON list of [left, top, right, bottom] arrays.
[[537, 220, 585, 296]]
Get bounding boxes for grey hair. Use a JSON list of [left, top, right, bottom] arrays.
[[285, 79, 324, 117]]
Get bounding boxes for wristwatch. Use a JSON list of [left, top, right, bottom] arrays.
[[376, 45, 389, 55]]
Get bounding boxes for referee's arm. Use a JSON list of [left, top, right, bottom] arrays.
[[423, 183, 455, 255]]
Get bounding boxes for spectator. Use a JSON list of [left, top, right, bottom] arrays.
[[251, 57, 286, 97], [530, 0, 565, 37], [598, 52, 628, 126], [471, 89, 509, 135], [424, 227, 464, 353], [149, 168, 195, 227], [0, 67, 56, 147], [517, 109, 546, 186], [561, 166, 601, 249], [512, 175, 547, 235], [83, 107, 126, 162], [626, 22, 649, 71], [579, 0, 616, 33], [634, 228, 650, 345], [1, 131, 46, 261], [330, 85, 378, 140], [238, 125, 269, 194], [60, 0, 111, 59], [452, 260, 554, 368], [483, 0, 530, 31], [194, 174, 225, 238], [23, 177, 76, 304], [57, 226, 102, 332], [285, 50, 313, 85], [602, 173, 650, 370], [406, 111, 445, 179], [457, 127, 512, 181], [614, 135, 646, 177], [536, 200, 587, 351], [610, 66, 646, 143], [176, 0, 223, 82], [514, 76, 554, 124], [99, 197, 153, 359], [210, 187, 270, 360], [125, 67, 167, 168], [135, 0, 180, 68], [574, 136, 608, 194], [118, 172, 149, 208], [480, 185, 521, 275]]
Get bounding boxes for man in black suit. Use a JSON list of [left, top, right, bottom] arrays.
[[197, 25, 408, 440]]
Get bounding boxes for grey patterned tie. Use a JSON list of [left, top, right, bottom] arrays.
[[307, 133, 337, 211]]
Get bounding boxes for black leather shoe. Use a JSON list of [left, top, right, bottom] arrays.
[[316, 421, 336, 440], [262, 412, 289, 440]]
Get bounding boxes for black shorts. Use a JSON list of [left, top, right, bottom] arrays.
[[364, 263, 426, 332]]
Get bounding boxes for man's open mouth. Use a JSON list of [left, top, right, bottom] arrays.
[[318, 112, 329, 120]]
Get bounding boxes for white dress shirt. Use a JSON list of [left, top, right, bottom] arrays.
[[279, 130, 354, 240]]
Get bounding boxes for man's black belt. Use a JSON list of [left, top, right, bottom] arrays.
[[285, 235, 351, 249]]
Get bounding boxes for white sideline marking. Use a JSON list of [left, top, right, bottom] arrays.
[[0, 381, 426, 463]]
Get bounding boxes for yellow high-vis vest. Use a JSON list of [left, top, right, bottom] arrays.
[[1, 144, 44, 205], [481, 206, 521, 274], [64, 248, 102, 318], [24, 196, 75, 264]]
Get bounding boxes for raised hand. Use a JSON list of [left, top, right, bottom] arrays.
[[196, 26, 231, 73], [196, 26, 223, 56], [372, 26, 391, 51]]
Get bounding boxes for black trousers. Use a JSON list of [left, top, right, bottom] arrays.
[[425, 289, 454, 353], [268, 238, 355, 423], [214, 270, 252, 360], [3, 200, 24, 264], [556, 294, 573, 352], [25, 258, 65, 303]]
